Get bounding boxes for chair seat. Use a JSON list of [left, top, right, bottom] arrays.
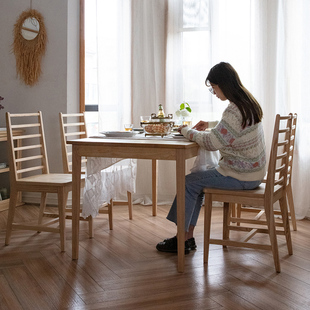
[[204, 184, 284, 205], [16, 173, 73, 186]]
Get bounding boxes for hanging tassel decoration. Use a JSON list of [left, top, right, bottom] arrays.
[[13, 9, 47, 86]]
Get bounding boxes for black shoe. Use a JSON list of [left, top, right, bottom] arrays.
[[156, 236, 193, 254], [163, 236, 197, 250], [187, 237, 197, 250]]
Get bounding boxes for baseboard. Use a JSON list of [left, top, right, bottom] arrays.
[[22, 192, 77, 206]]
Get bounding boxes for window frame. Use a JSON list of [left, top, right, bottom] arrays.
[[79, 0, 85, 113]]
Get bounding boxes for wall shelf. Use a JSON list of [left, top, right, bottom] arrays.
[[0, 128, 23, 211], [0, 167, 9, 174]]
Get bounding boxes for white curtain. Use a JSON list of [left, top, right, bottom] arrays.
[[131, 0, 167, 126], [276, 0, 310, 219], [86, 0, 177, 204], [167, 0, 310, 218], [85, 0, 131, 132], [86, 0, 310, 217], [131, 0, 180, 204]]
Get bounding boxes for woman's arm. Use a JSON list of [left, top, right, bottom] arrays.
[[192, 121, 208, 131]]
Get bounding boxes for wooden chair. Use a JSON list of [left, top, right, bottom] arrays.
[[235, 113, 298, 230], [59, 112, 133, 224], [203, 114, 293, 273], [5, 111, 88, 252]]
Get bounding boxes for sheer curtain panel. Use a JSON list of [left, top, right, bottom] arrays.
[[84, 0, 310, 217]]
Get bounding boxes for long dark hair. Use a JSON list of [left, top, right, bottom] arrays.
[[206, 62, 263, 128]]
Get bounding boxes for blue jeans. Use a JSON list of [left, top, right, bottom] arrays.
[[166, 168, 262, 231]]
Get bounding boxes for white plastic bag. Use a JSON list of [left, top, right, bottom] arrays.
[[190, 148, 220, 173]]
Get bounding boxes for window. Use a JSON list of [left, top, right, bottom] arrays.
[[182, 0, 212, 120], [84, 0, 131, 133], [166, 0, 217, 122]]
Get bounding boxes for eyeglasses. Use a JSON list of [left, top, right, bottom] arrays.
[[209, 87, 215, 95]]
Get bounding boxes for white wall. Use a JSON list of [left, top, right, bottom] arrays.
[[0, 1, 79, 203], [0, 1, 79, 172]]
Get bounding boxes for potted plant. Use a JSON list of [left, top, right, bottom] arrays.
[[175, 102, 192, 127], [0, 96, 4, 111]]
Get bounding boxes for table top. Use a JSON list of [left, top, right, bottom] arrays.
[[68, 137, 199, 161], [68, 137, 198, 148]]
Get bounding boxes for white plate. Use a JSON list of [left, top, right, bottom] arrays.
[[172, 134, 187, 139], [133, 128, 144, 132], [100, 131, 137, 138]]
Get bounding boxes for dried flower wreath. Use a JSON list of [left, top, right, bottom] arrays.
[[13, 9, 47, 86]]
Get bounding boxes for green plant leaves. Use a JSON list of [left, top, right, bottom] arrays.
[[179, 102, 191, 113]]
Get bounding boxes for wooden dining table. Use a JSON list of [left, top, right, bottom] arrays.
[[69, 137, 199, 272]]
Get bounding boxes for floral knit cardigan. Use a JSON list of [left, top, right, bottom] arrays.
[[181, 102, 267, 181]]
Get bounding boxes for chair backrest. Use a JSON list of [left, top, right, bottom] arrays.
[[6, 111, 49, 182], [265, 114, 293, 197], [287, 113, 297, 186], [59, 112, 87, 173]]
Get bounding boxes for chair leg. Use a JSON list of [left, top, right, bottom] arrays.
[[204, 193, 213, 264], [279, 195, 293, 255], [127, 191, 133, 220], [37, 192, 47, 232], [88, 216, 94, 238], [152, 159, 158, 216], [236, 203, 242, 226], [5, 188, 19, 246], [287, 184, 297, 231], [223, 202, 230, 248], [108, 199, 113, 230], [230, 203, 236, 218], [264, 201, 281, 272], [58, 188, 68, 252], [229, 203, 236, 224]]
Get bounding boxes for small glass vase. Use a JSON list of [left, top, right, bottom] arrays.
[[181, 116, 192, 128]]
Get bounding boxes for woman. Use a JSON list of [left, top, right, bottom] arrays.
[[156, 62, 266, 254]]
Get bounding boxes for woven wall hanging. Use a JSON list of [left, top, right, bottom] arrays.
[[13, 9, 47, 86]]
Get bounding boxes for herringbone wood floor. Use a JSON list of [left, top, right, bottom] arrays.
[[0, 203, 310, 310]]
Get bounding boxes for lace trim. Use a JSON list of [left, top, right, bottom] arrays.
[[82, 158, 137, 218]]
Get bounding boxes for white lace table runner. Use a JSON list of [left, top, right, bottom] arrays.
[[82, 157, 137, 218]]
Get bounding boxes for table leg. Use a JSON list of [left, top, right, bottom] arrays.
[[176, 150, 185, 273], [72, 145, 82, 260], [152, 159, 158, 216]]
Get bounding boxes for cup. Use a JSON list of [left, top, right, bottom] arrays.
[[124, 124, 133, 131], [182, 119, 192, 128], [140, 116, 151, 123]]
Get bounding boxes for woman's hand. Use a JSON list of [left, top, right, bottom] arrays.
[[192, 121, 208, 131], [177, 125, 187, 133]]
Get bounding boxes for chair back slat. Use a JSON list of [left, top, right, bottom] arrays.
[[11, 123, 40, 129], [14, 144, 43, 152], [15, 155, 44, 163], [12, 133, 42, 140], [59, 112, 88, 173], [17, 165, 45, 175], [64, 122, 85, 127], [6, 111, 50, 182], [65, 131, 86, 138]]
